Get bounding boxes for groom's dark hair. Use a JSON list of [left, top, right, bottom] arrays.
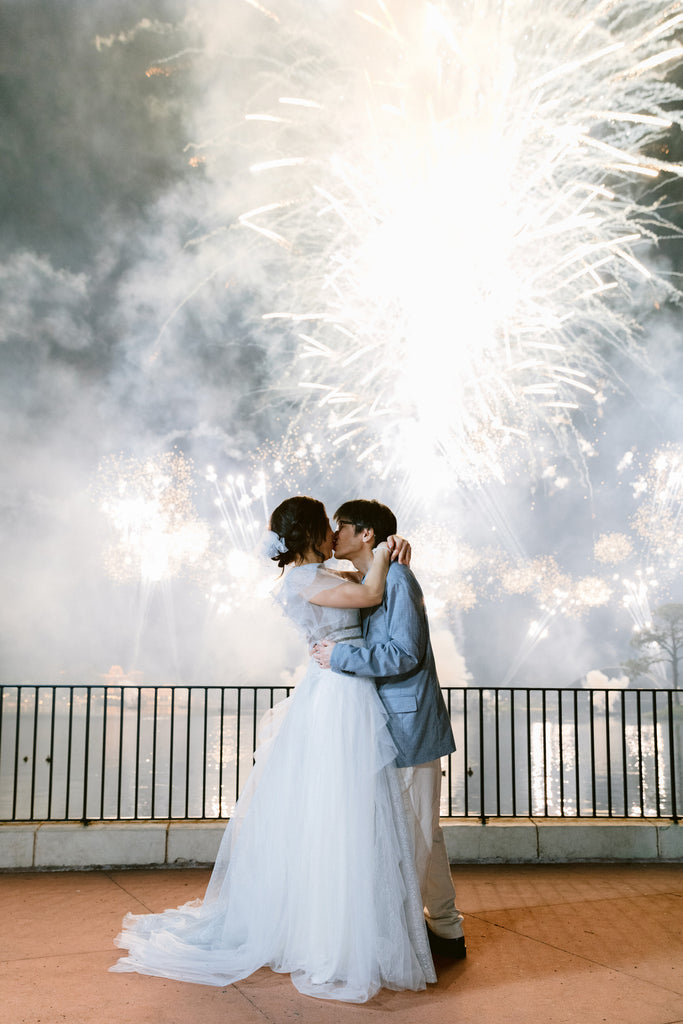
[[333, 499, 397, 546]]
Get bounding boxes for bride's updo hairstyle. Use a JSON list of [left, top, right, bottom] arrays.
[[269, 495, 328, 569]]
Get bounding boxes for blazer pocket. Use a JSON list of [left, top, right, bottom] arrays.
[[384, 694, 418, 714]]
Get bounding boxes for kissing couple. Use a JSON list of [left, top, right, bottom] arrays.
[[112, 496, 465, 1003]]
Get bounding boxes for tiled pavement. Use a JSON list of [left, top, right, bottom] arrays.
[[1, 862, 681, 1024]]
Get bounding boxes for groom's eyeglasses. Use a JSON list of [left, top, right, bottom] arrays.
[[336, 520, 356, 529]]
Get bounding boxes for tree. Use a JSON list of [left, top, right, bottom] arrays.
[[623, 603, 683, 688]]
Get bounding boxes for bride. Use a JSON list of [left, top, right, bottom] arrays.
[[111, 495, 435, 1003]]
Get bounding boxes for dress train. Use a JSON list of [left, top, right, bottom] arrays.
[[111, 660, 435, 1003]]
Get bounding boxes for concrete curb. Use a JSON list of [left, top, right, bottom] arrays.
[[0, 818, 681, 870], [441, 817, 682, 862]]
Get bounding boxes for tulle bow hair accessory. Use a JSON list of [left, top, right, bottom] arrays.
[[261, 530, 288, 559]]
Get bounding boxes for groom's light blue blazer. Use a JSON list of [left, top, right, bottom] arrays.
[[330, 562, 456, 768]]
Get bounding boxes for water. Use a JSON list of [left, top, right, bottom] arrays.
[[0, 686, 680, 821], [0, 686, 289, 821]]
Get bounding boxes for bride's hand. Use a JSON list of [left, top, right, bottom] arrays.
[[386, 535, 411, 565], [313, 640, 335, 669]]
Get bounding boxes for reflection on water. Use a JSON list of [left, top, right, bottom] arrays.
[[0, 687, 290, 821], [441, 689, 681, 819], [528, 720, 668, 817], [1, 686, 681, 821]]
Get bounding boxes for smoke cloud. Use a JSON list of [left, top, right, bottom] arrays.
[[0, 0, 681, 689]]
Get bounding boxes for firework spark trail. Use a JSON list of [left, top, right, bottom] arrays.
[[202, 466, 274, 613], [617, 443, 683, 643], [206, 466, 268, 550], [632, 444, 683, 570], [95, 452, 210, 584], [224, 0, 683, 493]]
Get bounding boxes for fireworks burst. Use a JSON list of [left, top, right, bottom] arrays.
[[92, 441, 680, 681], [225, 0, 683, 490], [594, 531, 635, 564], [631, 442, 683, 570], [252, 433, 344, 492], [95, 452, 209, 583], [611, 442, 683, 631]]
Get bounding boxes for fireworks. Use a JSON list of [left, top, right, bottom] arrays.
[[606, 443, 683, 633], [207, 467, 268, 551], [229, 0, 683, 489], [93, 2, 683, 684], [409, 528, 615, 628], [252, 433, 343, 492], [203, 466, 274, 614], [594, 532, 634, 564], [631, 443, 683, 570], [95, 452, 209, 583], [571, 576, 613, 609]]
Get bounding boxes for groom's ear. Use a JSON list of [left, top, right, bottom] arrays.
[[361, 526, 376, 546]]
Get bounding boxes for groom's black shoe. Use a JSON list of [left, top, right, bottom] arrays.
[[427, 928, 467, 960]]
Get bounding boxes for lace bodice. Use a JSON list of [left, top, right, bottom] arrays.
[[274, 563, 363, 646]]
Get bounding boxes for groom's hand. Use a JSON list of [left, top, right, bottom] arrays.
[[312, 640, 335, 669], [386, 535, 411, 565]]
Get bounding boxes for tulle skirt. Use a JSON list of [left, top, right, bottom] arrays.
[[111, 658, 435, 1003]]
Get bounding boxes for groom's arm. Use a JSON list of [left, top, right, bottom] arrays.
[[327, 566, 428, 678]]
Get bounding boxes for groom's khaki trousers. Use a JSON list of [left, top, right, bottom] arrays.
[[398, 759, 465, 940]]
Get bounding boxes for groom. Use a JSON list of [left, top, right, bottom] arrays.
[[313, 499, 466, 959]]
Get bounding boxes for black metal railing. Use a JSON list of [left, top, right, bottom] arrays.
[[0, 685, 680, 823]]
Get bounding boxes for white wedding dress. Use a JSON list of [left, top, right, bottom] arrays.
[[111, 563, 435, 1003]]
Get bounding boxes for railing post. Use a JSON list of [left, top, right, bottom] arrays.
[[151, 688, 159, 821], [667, 691, 679, 823], [65, 687, 75, 821], [30, 686, 39, 821], [82, 687, 92, 823], [47, 687, 56, 820], [134, 688, 142, 820], [589, 690, 596, 816], [479, 689, 486, 824], [463, 689, 469, 817], [620, 690, 628, 817], [446, 688, 453, 817], [100, 688, 109, 820], [542, 689, 548, 817], [12, 686, 22, 821], [494, 689, 501, 817], [201, 687, 209, 820], [573, 689, 580, 817], [510, 689, 517, 816], [526, 689, 532, 816], [184, 687, 192, 819], [168, 687, 176, 819], [218, 687, 226, 819], [116, 686, 124, 820]]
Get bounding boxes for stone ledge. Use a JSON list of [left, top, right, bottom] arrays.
[[443, 817, 679, 863], [0, 818, 680, 870], [0, 825, 36, 870], [657, 820, 683, 860], [535, 817, 659, 863], [34, 822, 167, 869], [443, 817, 539, 863], [167, 821, 226, 865]]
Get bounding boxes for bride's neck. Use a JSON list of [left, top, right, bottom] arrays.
[[296, 549, 323, 566]]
